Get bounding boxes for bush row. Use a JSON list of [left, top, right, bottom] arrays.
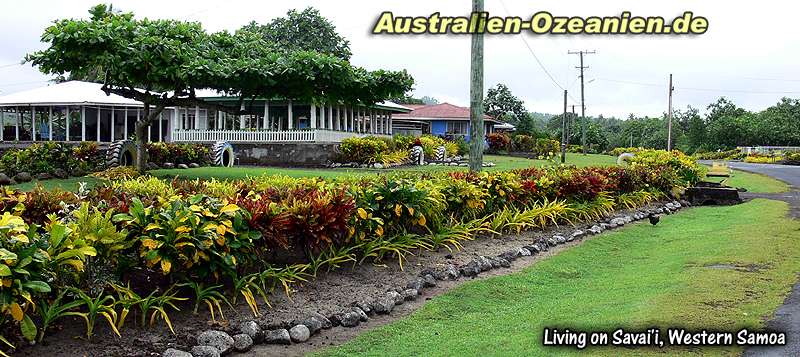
[[338, 135, 465, 165], [0, 142, 103, 177], [486, 133, 560, 158], [0, 149, 703, 349]]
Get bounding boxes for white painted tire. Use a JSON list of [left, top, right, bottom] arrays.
[[211, 141, 235, 167], [617, 152, 635, 166], [106, 140, 137, 168]]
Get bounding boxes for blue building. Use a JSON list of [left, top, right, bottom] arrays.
[[391, 103, 501, 140]]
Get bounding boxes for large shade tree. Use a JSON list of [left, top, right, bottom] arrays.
[[27, 5, 413, 170]]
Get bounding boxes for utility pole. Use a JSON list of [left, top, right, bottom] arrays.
[[667, 73, 674, 151], [468, 0, 485, 172], [568, 50, 595, 154], [561, 90, 567, 163]]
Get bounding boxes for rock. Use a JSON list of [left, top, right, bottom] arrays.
[[499, 250, 518, 261], [372, 295, 395, 314], [421, 274, 437, 288], [163, 162, 175, 169], [523, 245, 539, 254], [177, 163, 189, 169], [495, 257, 511, 268], [372, 163, 384, 169], [14, 172, 31, 183], [162, 348, 192, 357], [518, 247, 531, 257], [387, 290, 404, 305], [570, 230, 584, 240], [70, 167, 86, 177], [52, 168, 68, 179], [352, 307, 369, 322], [589, 225, 603, 234], [680, 199, 691, 207], [0, 174, 10, 185], [476, 256, 493, 271], [239, 320, 263, 343], [310, 312, 332, 329], [439, 264, 461, 280], [232, 334, 253, 352], [340, 311, 361, 327], [460, 261, 481, 277], [546, 237, 558, 246], [196, 330, 234, 355], [354, 301, 373, 315], [406, 277, 424, 291], [191, 346, 221, 357], [301, 316, 323, 335], [289, 325, 310, 343], [555, 235, 567, 244], [610, 217, 626, 226], [401, 289, 418, 301], [34, 172, 52, 181], [189, 162, 200, 168], [263, 329, 291, 345]]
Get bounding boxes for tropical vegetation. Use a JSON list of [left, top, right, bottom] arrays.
[[0, 149, 702, 354]]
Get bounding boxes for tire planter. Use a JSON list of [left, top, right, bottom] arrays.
[[211, 141, 236, 167], [617, 152, 635, 166], [106, 140, 137, 168]]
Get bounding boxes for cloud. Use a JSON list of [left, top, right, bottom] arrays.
[[2, 0, 798, 118]]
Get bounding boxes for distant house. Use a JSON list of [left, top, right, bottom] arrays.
[[391, 103, 501, 140]]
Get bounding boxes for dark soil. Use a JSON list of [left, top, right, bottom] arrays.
[[15, 205, 661, 357]]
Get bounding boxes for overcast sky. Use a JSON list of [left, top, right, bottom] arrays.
[[1, 0, 799, 118]]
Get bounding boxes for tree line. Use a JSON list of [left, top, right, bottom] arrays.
[[478, 84, 800, 153]]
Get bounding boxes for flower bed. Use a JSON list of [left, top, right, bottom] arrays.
[[0, 149, 702, 353]]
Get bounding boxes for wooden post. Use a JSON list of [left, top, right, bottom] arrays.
[[264, 101, 270, 130], [561, 90, 567, 164], [468, 0, 485, 172], [667, 73, 674, 151]]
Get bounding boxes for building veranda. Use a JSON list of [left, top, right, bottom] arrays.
[[0, 81, 409, 146]]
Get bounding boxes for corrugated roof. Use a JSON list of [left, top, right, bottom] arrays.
[[0, 81, 144, 106]]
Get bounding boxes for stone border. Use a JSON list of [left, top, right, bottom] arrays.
[[163, 199, 690, 357]]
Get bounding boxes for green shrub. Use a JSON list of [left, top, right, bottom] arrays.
[[339, 136, 389, 164]]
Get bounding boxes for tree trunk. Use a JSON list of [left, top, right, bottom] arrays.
[[134, 104, 163, 172]]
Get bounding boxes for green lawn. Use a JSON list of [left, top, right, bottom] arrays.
[[317, 199, 800, 357], [150, 153, 617, 181], [713, 170, 789, 194]]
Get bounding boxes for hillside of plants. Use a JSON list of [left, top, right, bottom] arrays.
[[0, 149, 703, 354]]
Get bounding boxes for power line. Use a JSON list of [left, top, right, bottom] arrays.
[[497, 0, 579, 103], [0, 62, 23, 69], [594, 77, 800, 94]]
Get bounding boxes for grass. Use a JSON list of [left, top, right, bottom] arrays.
[[149, 153, 618, 181], [712, 170, 789, 194], [316, 199, 800, 357]]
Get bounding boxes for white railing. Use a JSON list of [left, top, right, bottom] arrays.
[[171, 129, 391, 143]]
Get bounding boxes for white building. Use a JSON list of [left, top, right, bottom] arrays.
[[0, 81, 410, 144]]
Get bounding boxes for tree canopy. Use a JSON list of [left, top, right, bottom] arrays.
[[241, 7, 352, 61], [484, 84, 527, 123], [26, 4, 414, 170], [27, 5, 413, 112]]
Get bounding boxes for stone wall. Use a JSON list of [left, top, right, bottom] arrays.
[[233, 142, 340, 167]]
